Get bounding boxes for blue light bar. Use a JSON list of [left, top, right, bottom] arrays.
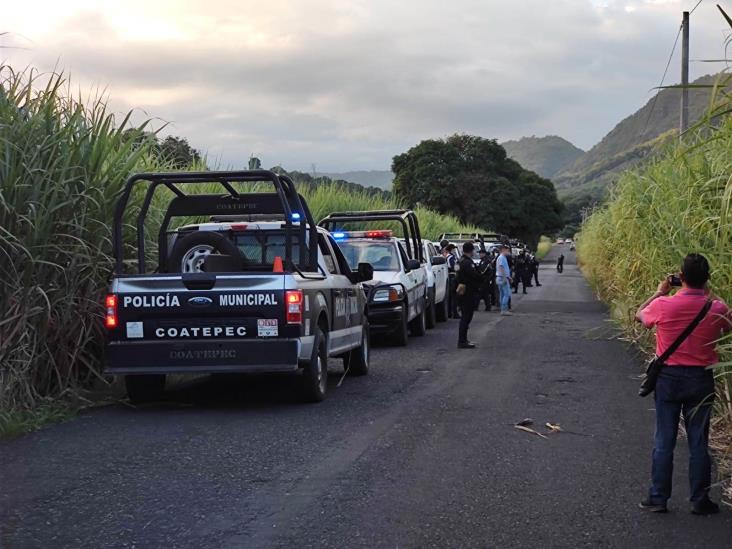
[[332, 232, 346, 240], [291, 212, 301, 221]]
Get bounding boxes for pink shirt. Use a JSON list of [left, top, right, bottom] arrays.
[[641, 289, 731, 366]]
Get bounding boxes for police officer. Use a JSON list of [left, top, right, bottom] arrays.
[[531, 253, 542, 287], [557, 253, 565, 273], [513, 250, 529, 294], [456, 242, 483, 348], [476, 248, 493, 311], [441, 242, 460, 319]]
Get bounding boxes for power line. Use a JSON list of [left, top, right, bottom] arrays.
[[690, 0, 704, 15], [642, 22, 684, 136]]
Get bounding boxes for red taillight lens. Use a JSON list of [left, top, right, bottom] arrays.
[[285, 290, 303, 324], [105, 294, 118, 329]]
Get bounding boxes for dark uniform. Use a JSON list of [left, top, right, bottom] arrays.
[[557, 253, 565, 273], [531, 255, 541, 286], [513, 252, 528, 294], [476, 252, 494, 311], [457, 253, 484, 347]]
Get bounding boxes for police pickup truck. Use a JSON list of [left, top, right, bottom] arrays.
[[319, 210, 428, 346], [105, 170, 374, 403]]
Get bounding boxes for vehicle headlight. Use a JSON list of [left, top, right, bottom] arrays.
[[372, 286, 405, 303]]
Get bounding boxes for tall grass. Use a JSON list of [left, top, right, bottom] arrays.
[[578, 77, 732, 499], [0, 66, 481, 429]]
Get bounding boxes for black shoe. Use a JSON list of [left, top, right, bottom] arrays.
[[523, 291, 528, 294], [691, 499, 720, 515], [639, 499, 668, 513], [536, 283, 542, 287], [458, 342, 476, 349]]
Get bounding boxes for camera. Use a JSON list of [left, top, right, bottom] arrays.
[[667, 274, 682, 287]]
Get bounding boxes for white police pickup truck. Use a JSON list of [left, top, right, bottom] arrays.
[[401, 239, 448, 327], [105, 170, 374, 403], [320, 211, 428, 346]]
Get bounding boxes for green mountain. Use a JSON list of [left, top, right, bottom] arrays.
[[322, 170, 393, 190], [501, 135, 584, 179], [556, 73, 724, 232]]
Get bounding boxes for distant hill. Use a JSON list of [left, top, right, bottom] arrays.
[[501, 135, 584, 179], [322, 170, 393, 190], [555, 73, 725, 232]]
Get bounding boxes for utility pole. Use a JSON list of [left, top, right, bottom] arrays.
[[680, 10, 690, 136]]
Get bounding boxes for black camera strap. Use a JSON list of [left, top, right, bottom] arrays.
[[656, 298, 713, 364]]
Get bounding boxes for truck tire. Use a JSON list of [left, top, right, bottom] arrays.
[[125, 374, 166, 404], [392, 307, 409, 346], [409, 299, 427, 336], [436, 283, 448, 322], [301, 329, 328, 402], [168, 231, 242, 273], [426, 289, 437, 329], [345, 322, 369, 376]]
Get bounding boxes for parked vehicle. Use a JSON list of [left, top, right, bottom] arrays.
[[320, 210, 428, 346], [402, 239, 449, 326], [105, 170, 373, 404]]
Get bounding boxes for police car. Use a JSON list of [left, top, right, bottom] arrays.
[[105, 170, 374, 404], [329, 229, 428, 345], [401, 238, 449, 326]]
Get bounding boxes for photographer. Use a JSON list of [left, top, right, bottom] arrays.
[[635, 253, 732, 515]]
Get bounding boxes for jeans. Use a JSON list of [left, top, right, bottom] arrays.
[[649, 367, 715, 504], [458, 293, 476, 343], [497, 279, 511, 312]]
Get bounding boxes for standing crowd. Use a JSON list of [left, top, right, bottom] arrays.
[[437, 239, 542, 349]]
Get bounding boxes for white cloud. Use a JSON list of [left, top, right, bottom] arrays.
[[1, 0, 727, 171]]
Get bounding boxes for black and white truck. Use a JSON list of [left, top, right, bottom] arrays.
[[104, 170, 374, 403]]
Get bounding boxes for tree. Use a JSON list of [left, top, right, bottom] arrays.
[[392, 134, 563, 247], [158, 135, 203, 169]]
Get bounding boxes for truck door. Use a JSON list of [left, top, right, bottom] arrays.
[[318, 234, 354, 354]]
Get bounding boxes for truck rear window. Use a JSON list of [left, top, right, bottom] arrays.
[[235, 231, 301, 266], [338, 241, 400, 271]]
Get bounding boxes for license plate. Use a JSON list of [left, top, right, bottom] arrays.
[[257, 319, 279, 337]]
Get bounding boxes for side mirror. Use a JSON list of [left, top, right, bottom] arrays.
[[357, 262, 374, 282], [406, 259, 421, 272], [431, 255, 446, 266]]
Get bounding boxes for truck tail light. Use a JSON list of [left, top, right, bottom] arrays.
[[105, 294, 118, 329], [285, 290, 303, 324]]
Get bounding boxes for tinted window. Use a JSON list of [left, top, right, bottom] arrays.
[[234, 231, 300, 266]]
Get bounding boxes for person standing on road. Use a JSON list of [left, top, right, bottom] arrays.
[[442, 242, 460, 319], [513, 251, 528, 295], [495, 244, 513, 316], [556, 253, 565, 273], [476, 248, 493, 312], [531, 253, 542, 287], [635, 253, 732, 515], [456, 242, 483, 348]]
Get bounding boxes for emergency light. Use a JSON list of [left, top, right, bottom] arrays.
[[332, 230, 393, 240]]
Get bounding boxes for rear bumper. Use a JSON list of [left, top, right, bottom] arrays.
[[367, 303, 405, 332], [105, 338, 307, 375]]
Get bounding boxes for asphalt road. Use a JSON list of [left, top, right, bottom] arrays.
[[2, 247, 731, 549]]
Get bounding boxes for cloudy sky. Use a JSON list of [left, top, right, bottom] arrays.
[[1, 0, 728, 171]]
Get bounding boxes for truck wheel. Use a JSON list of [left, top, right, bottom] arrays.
[[426, 290, 437, 329], [345, 322, 369, 376], [392, 307, 409, 346], [436, 284, 448, 322], [168, 231, 241, 273], [409, 299, 427, 336], [301, 329, 328, 402], [125, 375, 166, 404]]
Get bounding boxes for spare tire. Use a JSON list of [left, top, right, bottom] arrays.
[[168, 231, 242, 273]]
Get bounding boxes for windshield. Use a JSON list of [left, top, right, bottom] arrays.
[[338, 240, 401, 271], [234, 231, 301, 267]]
